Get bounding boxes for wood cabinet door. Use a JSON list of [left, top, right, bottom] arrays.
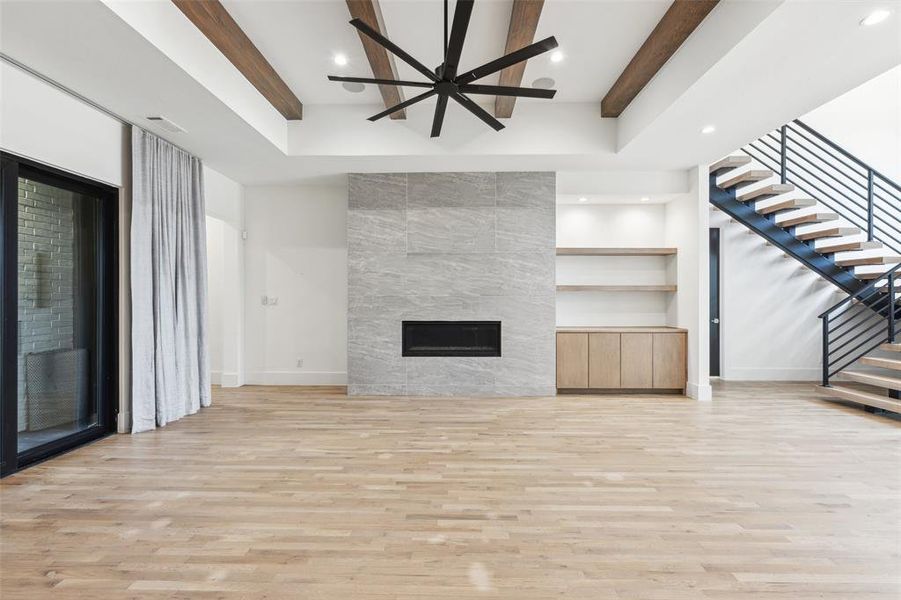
[[653, 333, 687, 389], [621, 333, 653, 388], [556, 333, 589, 388], [588, 333, 621, 388]]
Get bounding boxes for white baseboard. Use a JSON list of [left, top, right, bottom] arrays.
[[117, 411, 131, 433], [220, 372, 244, 387], [211, 371, 244, 387], [687, 382, 712, 402], [245, 371, 347, 385], [722, 367, 821, 381]]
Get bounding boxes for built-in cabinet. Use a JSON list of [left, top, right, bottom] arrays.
[[556, 327, 687, 392]]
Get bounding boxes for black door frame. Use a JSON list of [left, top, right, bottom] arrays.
[[709, 227, 721, 377], [0, 152, 118, 477]]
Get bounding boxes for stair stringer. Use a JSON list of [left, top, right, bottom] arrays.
[[709, 173, 865, 295]]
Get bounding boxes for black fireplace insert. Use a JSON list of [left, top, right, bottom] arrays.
[[402, 321, 501, 357]]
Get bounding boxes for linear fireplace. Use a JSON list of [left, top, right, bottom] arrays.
[[402, 321, 501, 357]]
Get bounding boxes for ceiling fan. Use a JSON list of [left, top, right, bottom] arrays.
[[327, 0, 558, 138]]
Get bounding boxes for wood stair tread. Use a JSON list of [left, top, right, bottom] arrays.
[[835, 255, 901, 267], [861, 356, 901, 371], [718, 169, 773, 189], [816, 240, 882, 254], [880, 343, 901, 352], [756, 198, 815, 215], [855, 267, 897, 280], [841, 370, 901, 391], [816, 385, 901, 413], [777, 212, 839, 227], [796, 227, 860, 241], [738, 184, 796, 202], [710, 155, 751, 175]]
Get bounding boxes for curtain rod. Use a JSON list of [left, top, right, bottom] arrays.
[[1, 52, 194, 156]]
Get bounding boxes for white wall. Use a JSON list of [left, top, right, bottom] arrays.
[[206, 216, 225, 381], [0, 61, 126, 186], [664, 168, 710, 401], [803, 64, 901, 181], [556, 204, 667, 247], [556, 204, 671, 327], [243, 184, 348, 385], [709, 210, 843, 381], [204, 165, 245, 387]]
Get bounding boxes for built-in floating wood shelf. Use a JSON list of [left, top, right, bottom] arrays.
[[556, 247, 678, 256], [556, 285, 678, 292]]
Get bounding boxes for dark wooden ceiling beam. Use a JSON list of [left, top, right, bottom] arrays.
[[346, 0, 407, 120], [601, 0, 719, 118], [495, 0, 545, 119], [171, 0, 303, 120]]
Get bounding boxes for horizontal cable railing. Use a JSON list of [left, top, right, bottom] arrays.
[[743, 120, 901, 256], [820, 262, 901, 385]]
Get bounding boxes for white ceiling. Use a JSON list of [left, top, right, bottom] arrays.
[[220, 0, 671, 107], [1, 0, 899, 189]]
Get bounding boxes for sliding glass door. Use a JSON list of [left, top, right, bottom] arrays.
[[1, 153, 117, 476]]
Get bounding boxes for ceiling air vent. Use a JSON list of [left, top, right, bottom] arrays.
[[146, 116, 185, 133]]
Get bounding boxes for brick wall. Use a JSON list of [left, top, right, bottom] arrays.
[[17, 178, 75, 430]]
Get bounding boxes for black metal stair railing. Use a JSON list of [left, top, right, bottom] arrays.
[[716, 118, 901, 385], [819, 262, 901, 386], [743, 119, 901, 255]]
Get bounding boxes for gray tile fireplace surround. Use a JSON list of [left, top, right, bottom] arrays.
[[347, 172, 556, 396]]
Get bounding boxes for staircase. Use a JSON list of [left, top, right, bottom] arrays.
[[709, 119, 901, 413]]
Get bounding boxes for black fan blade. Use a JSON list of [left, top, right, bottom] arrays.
[[431, 94, 449, 138], [328, 75, 434, 88], [450, 92, 505, 132], [444, 0, 474, 79], [458, 84, 556, 99], [368, 89, 437, 121], [349, 18, 439, 82], [455, 36, 558, 85]]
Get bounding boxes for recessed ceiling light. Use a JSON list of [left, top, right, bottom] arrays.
[[550, 51, 564, 63], [334, 53, 348, 66], [342, 81, 365, 93], [640, 197, 650, 203], [532, 77, 556, 90], [701, 125, 716, 134], [578, 197, 587, 203], [861, 9, 891, 26]]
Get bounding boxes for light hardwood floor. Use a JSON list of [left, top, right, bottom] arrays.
[[1, 382, 899, 599]]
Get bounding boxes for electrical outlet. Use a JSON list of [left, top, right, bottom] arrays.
[[296, 358, 303, 368]]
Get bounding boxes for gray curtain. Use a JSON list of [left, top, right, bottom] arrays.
[[131, 127, 210, 433]]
